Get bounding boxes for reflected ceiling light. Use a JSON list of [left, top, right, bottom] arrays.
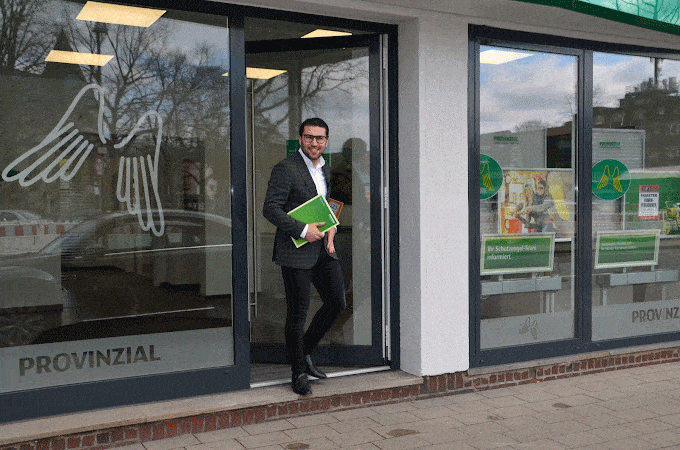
[[480, 49, 533, 65], [76, 1, 166, 27], [45, 50, 113, 66], [222, 68, 287, 79], [301, 29, 352, 38]]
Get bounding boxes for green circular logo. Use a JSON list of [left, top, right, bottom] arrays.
[[592, 159, 630, 200], [480, 155, 503, 200]]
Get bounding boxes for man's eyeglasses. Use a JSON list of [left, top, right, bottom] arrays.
[[302, 134, 328, 143]]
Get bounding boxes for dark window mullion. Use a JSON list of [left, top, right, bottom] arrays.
[[229, 11, 251, 374], [577, 50, 594, 344], [468, 37, 482, 367]]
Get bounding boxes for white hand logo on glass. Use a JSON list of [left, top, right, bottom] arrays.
[[1, 84, 165, 236]]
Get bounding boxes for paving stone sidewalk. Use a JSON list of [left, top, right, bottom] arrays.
[[116, 361, 680, 450]]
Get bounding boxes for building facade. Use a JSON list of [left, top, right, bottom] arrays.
[[2, 0, 680, 422]]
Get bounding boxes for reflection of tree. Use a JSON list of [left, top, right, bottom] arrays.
[[594, 74, 680, 168], [514, 120, 552, 132], [615, 0, 680, 24], [251, 58, 367, 139], [62, 15, 172, 138], [1, 4, 232, 217], [0, 0, 52, 74]]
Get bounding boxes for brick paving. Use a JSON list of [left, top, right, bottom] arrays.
[[106, 361, 680, 450]]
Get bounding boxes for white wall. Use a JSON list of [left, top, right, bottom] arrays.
[[212, 0, 680, 376], [398, 13, 471, 376]]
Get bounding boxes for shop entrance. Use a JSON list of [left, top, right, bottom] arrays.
[[244, 26, 388, 383]]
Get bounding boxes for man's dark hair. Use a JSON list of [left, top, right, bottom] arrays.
[[299, 118, 329, 137]]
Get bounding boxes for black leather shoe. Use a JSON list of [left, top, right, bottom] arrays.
[[292, 373, 312, 395], [304, 354, 327, 379]]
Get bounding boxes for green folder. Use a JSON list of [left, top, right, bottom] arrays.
[[288, 194, 340, 248]]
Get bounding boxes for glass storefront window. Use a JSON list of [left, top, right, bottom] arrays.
[[479, 45, 578, 349], [0, 1, 233, 392], [592, 53, 680, 340]]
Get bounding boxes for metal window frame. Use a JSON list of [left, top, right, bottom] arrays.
[[469, 24, 680, 368]]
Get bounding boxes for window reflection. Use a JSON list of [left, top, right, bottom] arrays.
[[592, 53, 680, 341], [0, 0, 233, 383], [479, 46, 577, 349]]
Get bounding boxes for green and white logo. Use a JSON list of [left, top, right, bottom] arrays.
[[592, 159, 630, 201], [480, 154, 503, 200]]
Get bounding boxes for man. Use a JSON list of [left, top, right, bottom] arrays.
[[263, 118, 346, 395]]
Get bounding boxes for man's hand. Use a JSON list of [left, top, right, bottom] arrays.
[[305, 222, 326, 242], [326, 227, 336, 254]]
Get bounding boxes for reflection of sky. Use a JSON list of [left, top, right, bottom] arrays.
[[163, 18, 230, 69], [44, 2, 230, 70], [480, 46, 577, 134], [594, 53, 680, 108], [255, 57, 370, 154]]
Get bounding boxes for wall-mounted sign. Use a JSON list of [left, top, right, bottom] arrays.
[[493, 136, 519, 143], [594, 231, 659, 270], [592, 159, 630, 200], [481, 233, 555, 275], [480, 154, 502, 200]]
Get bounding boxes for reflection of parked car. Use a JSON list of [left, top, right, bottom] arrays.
[[0, 210, 43, 222], [0, 210, 232, 348]]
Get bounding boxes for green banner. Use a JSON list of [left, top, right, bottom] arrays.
[[595, 232, 660, 269], [481, 234, 555, 275]]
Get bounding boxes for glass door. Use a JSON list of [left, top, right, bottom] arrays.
[[245, 28, 386, 381]]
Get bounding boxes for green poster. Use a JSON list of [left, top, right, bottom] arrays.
[[481, 234, 555, 275], [624, 172, 680, 235], [480, 154, 502, 200], [592, 159, 630, 200], [594, 231, 659, 269]]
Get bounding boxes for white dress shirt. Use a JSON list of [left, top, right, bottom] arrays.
[[299, 149, 327, 239]]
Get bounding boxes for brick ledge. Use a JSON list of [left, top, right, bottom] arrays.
[[2, 345, 680, 450]]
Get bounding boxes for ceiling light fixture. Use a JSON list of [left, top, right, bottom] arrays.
[[45, 50, 113, 66], [222, 68, 287, 79], [76, 1, 166, 27], [480, 49, 533, 65], [301, 29, 352, 39]]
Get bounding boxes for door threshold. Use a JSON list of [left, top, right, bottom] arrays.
[[250, 365, 392, 388]]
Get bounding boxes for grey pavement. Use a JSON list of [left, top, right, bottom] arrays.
[[118, 361, 680, 450]]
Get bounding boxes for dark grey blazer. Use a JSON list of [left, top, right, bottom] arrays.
[[263, 151, 337, 269]]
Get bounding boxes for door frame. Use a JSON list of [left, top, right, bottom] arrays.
[[244, 33, 389, 367]]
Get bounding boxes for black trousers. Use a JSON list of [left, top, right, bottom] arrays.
[[281, 250, 346, 375]]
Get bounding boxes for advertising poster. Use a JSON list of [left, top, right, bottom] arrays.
[[624, 171, 680, 235], [497, 169, 574, 239]]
